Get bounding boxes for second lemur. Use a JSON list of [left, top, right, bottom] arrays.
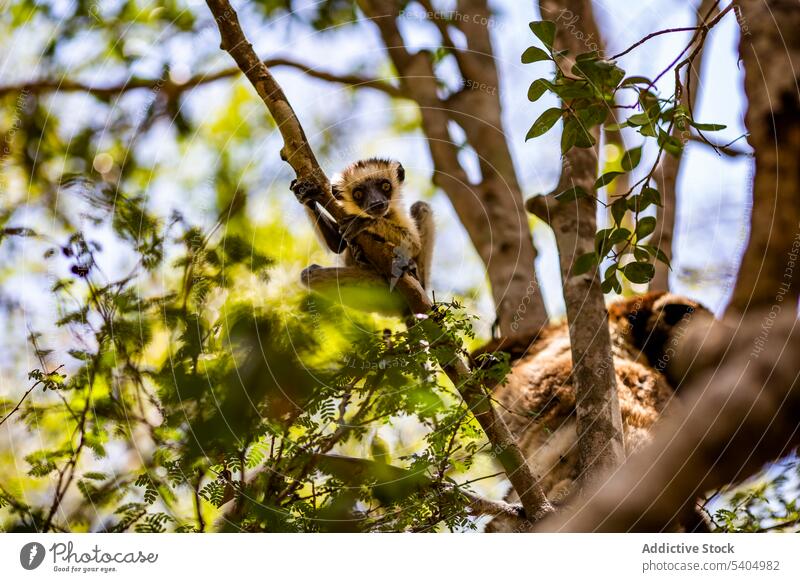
[[292, 158, 435, 291]]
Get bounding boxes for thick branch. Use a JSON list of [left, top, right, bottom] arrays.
[[205, 0, 551, 521], [728, 0, 800, 313], [539, 308, 800, 532]]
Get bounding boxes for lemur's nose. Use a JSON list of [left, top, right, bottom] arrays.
[[367, 194, 389, 214]]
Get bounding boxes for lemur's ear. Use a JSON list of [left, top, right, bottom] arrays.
[[395, 162, 405, 183], [331, 184, 343, 199], [661, 302, 696, 327]]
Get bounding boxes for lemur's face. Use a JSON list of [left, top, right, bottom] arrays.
[[334, 159, 405, 218], [350, 175, 394, 216]]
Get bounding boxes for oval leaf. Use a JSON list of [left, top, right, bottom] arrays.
[[622, 261, 655, 284], [689, 120, 727, 131], [526, 107, 562, 141], [621, 146, 643, 171], [522, 46, 552, 64], [635, 216, 657, 239], [528, 79, 551, 102], [611, 198, 628, 225], [594, 171, 624, 189], [529, 20, 556, 49], [572, 252, 598, 276]]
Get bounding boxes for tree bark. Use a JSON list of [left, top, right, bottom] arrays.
[[533, 0, 625, 487], [728, 0, 800, 313]]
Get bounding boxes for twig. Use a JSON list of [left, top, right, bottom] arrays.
[[0, 365, 64, 427], [611, 23, 717, 61]]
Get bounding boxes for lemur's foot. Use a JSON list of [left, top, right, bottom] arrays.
[[300, 264, 323, 286], [290, 179, 324, 206]]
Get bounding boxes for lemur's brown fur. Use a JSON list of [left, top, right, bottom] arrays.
[[484, 292, 708, 531]]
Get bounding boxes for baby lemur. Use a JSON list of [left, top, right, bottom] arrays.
[[292, 158, 434, 293]]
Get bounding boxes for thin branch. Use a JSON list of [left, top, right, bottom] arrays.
[[650, 2, 734, 90], [686, 134, 751, 157], [609, 0, 721, 62], [0, 365, 64, 427], [0, 58, 404, 99]]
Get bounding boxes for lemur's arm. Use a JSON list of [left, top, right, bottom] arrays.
[[292, 179, 346, 254], [305, 203, 346, 254]]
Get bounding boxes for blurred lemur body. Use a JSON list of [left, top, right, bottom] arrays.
[[483, 292, 711, 532], [292, 158, 434, 291]]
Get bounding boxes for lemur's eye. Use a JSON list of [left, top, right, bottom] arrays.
[[353, 189, 364, 201], [381, 181, 391, 192]]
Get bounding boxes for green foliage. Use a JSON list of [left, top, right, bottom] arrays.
[[709, 459, 800, 532], [522, 21, 728, 288], [1, 182, 503, 531]]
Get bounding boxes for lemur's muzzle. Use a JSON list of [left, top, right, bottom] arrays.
[[364, 187, 390, 215]]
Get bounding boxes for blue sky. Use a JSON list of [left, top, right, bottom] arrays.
[[0, 0, 750, 381]]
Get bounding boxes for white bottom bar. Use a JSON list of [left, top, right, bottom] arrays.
[[2, 533, 798, 581]]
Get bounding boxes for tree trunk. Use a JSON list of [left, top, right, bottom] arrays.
[[357, 0, 549, 338], [728, 0, 800, 313], [534, 0, 626, 487]]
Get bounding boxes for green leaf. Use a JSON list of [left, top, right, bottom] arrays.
[[595, 228, 614, 256], [658, 129, 684, 157], [572, 252, 598, 276], [522, 46, 552, 64], [526, 107, 562, 140], [555, 185, 588, 203], [529, 20, 556, 49], [627, 187, 661, 212], [633, 247, 649, 262], [620, 76, 651, 87], [642, 244, 672, 268], [622, 261, 655, 284], [528, 79, 551, 101], [578, 104, 609, 129], [604, 121, 629, 131], [595, 171, 624, 189], [621, 146, 643, 171], [627, 112, 651, 127], [561, 117, 578, 153], [552, 80, 595, 99], [611, 197, 627, 225], [609, 228, 631, 245], [635, 216, 657, 239], [641, 186, 661, 207], [601, 271, 622, 294], [689, 120, 727, 131]]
